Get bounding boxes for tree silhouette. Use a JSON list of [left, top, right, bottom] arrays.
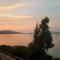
[[28, 17, 54, 60]]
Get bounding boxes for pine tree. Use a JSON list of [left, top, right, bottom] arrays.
[[38, 17, 54, 50], [28, 17, 54, 60]]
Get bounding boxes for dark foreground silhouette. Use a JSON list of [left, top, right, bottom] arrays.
[[0, 17, 55, 60]]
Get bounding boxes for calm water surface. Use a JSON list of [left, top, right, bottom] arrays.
[[0, 34, 60, 58]]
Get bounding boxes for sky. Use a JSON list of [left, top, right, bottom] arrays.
[[0, 0, 60, 54], [0, 0, 60, 32]]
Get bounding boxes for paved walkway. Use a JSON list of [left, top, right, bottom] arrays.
[[0, 52, 16, 60]]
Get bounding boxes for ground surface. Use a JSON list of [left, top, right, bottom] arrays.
[[0, 52, 16, 60]]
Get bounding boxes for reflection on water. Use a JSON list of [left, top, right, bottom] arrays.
[[48, 35, 60, 58], [0, 34, 33, 46], [0, 34, 60, 58]]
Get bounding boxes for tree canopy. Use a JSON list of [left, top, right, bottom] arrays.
[[28, 17, 54, 60]]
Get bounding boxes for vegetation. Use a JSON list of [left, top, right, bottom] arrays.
[[0, 17, 54, 60], [28, 17, 54, 60]]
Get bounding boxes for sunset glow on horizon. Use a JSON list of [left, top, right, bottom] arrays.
[[0, 0, 59, 32]]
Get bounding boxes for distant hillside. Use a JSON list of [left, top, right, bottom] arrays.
[[0, 30, 20, 34], [0, 30, 60, 34]]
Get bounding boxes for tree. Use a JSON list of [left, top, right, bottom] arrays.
[[28, 17, 54, 60]]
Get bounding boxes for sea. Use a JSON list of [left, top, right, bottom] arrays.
[[0, 34, 60, 58]]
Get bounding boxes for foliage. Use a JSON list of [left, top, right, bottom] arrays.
[[28, 17, 54, 60], [12, 46, 27, 59]]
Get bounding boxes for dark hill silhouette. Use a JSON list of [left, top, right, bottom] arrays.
[[0, 30, 20, 34], [0, 30, 59, 34]]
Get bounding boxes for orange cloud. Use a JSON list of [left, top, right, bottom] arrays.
[[0, 2, 32, 11], [0, 22, 35, 32], [0, 15, 32, 21]]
